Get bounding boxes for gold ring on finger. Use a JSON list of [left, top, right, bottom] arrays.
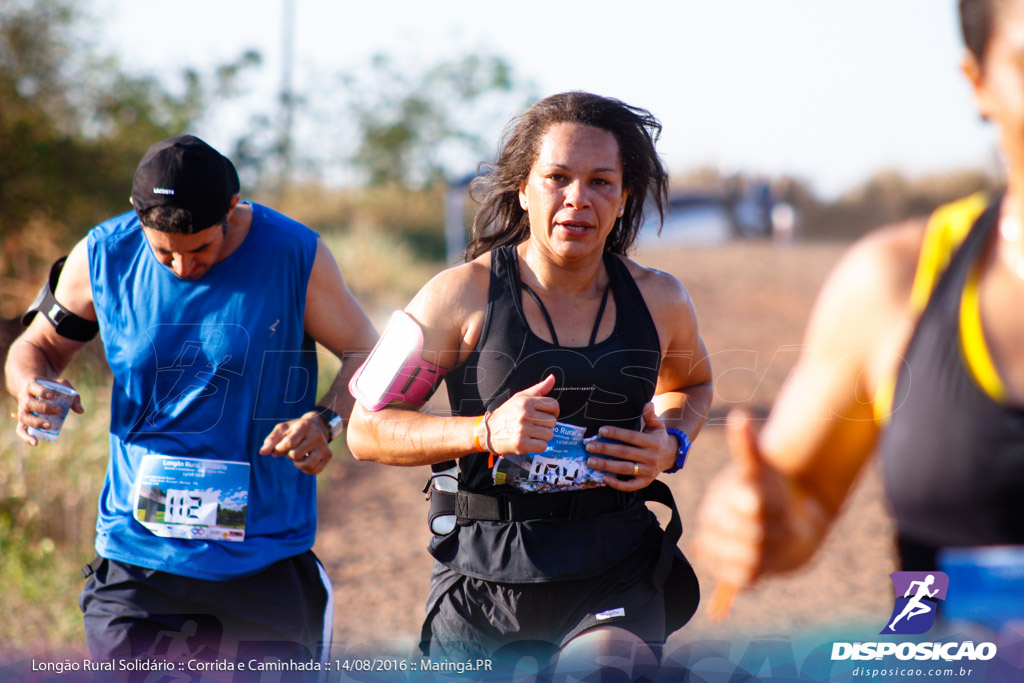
[[632, 462, 640, 477]]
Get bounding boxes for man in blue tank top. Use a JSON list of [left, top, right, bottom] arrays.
[[5, 135, 378, 666]]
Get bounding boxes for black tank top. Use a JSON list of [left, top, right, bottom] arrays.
[[880, 200, 1024, 570], [430, 244, 663, 581]]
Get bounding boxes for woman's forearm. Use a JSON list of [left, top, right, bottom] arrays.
[[346, 405, 480, 466]]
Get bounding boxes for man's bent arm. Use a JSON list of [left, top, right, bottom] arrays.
[[302, 237, 378, 423], [5, 239, 95, 445], [258, 237, 378, 474]]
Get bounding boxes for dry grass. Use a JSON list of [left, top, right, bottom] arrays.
[[322, 225, 441, 316], [0, 364, 111, 652]]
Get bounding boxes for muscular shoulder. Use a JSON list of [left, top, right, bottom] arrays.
[[814, 218, 927, 329], [800, 217, 928, 388], [619, 255, 697, 320], [408, 254, 491, 318], [405, 253, 492, 367], [15, 236, 96, 358], [56, 237, 96, 317], [618, 255, 699, 356]]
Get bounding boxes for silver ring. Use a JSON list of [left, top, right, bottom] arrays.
[[632, 462, 640, 477]]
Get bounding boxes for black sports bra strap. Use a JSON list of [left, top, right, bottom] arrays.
[[588, 285, 612, 346], [521, 281, 613, 347], [520, 282, 560, 346]]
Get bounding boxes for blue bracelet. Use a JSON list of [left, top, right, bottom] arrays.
[[664, 428, 691, 473]]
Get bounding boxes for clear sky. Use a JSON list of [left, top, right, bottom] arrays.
[[94, 0, 998, 198]]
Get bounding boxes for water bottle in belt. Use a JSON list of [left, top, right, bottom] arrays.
[[428, 461, 459, 535]]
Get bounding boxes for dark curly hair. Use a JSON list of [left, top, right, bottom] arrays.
[[137, 206, 227, 235], [466, 92, 668, 260]]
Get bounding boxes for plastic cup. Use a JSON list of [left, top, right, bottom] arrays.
[[26, 379, 78, 442]]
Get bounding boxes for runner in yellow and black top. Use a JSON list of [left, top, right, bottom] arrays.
[[695, 0, 1024, 623], [878, 193, 1024, 572]]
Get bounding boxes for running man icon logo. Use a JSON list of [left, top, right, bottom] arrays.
[[881, 571, 949, 635]]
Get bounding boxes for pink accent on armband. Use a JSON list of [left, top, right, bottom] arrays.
[[348, 310, 448, 411]]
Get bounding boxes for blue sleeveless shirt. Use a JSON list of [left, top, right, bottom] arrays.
[[88, 204, 319, 580]]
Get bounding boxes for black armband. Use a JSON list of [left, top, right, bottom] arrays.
[[22, 256, 99, 342]]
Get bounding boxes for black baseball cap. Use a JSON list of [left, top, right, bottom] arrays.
[[131, 135, 240, 232]]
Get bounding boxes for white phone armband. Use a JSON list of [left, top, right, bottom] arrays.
[[349, 311, 448, 411]]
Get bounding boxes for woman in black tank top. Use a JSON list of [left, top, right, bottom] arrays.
[[696, 0, 1024, 635], [348, 92, 713, 676]]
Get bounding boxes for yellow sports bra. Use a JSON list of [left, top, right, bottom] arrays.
[[875, 191, 1005, 421]]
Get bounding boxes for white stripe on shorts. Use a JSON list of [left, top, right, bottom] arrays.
[[316, 558, 335, 678]]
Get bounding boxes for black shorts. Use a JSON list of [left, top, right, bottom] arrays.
[[422, 536, 667, 663], [79, 550, 332, 666]]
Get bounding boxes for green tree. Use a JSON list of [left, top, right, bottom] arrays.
[[343, 53, 535, 188], [0, 0, 260, 310]]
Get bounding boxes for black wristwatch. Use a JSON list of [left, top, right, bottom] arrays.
[[314, 405, 343, 443]]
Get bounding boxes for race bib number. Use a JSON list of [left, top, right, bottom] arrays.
[[528, 455, 589, 488], [164, 490, 218, 525], [493, 422, 611, 493], [134, 455, 250, 542]]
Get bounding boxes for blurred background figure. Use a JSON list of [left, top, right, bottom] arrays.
[[695, 0, 1024, 636]]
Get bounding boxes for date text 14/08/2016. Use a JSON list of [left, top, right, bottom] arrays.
[[337, 659, 494, 674]]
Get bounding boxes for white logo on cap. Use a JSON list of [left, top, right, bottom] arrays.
[[153, 188, 175, 195]]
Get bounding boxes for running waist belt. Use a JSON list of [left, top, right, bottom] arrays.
[[429, 480, 683, 587], [431, 486, 639, 524]]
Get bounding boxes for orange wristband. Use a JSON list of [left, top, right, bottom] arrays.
[[472, 414, 486, 452]]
